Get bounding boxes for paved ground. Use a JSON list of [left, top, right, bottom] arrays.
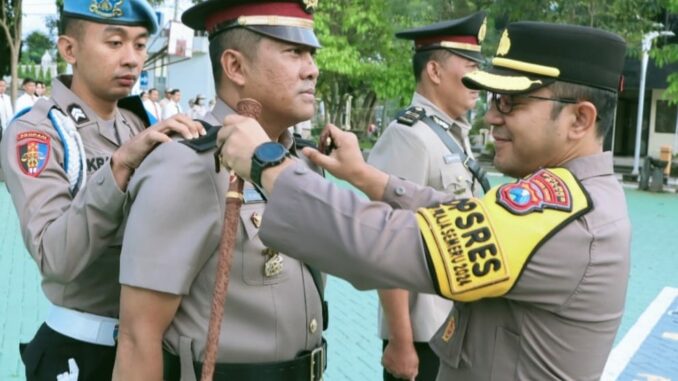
[[1, 174, 678, 380]]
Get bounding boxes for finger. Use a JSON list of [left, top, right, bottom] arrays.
[[144, 130, 172, 145], [317, 124, 333, 152], [155, 118, 196, 140], [302, 147, 334, 170], [222, 114, 250, 126]]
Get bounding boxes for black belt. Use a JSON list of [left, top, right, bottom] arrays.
[[163, 339, 327, 381]]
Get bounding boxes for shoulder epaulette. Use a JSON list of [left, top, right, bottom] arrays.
[[118, 95, 153, 127], [180, 121, 220, 152], [396, 106, 426, 126], [292, 132, 317, 153]]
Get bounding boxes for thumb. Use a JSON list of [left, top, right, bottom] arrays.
[[302, 146, 334, 170]]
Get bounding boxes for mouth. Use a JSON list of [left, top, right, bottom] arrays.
[[492, 134, 511, 143], [115, 75, 137, 87]]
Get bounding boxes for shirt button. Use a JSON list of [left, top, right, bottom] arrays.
[[97, 173, 105, 185], [395, 186, 406, 196], [294, 166, 308, 175], [309, 318, 318, 334]]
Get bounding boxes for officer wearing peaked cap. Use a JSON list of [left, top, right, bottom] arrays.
[[113, 1, 327, 380], [0, 0, 204, 379], [368, 11, 489, 381], [216, 21, 631, 380]]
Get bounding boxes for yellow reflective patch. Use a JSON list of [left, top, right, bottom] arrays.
[[417, 168, 591, 302]]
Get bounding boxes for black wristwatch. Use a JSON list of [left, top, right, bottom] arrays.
[[250, 142, 290, 188]]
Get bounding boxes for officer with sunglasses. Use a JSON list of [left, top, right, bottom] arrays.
[[216, 21, 631, 380]]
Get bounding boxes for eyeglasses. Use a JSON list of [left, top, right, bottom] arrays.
[[490, 92, 578, 115]]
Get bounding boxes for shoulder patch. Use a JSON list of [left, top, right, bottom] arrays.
[[67, 104, 89, 125], [396, 106, 426, 126], [179, 121, 220, 152], [416, 167, 591, 302], [496, 169, 573, 215], [16, 131, 51, 177]]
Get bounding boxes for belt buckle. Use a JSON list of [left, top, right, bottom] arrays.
[[310, 346, 324, 381]]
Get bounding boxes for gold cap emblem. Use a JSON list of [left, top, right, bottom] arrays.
[[496, 29, 511, 56], [478, 17, 487, 44], [89, 0, 124, 18], [302, 0, 318, 12]]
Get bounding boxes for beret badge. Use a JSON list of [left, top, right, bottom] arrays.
[[89, 0, 124, 18]]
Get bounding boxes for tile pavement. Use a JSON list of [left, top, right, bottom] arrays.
[[2, 176, 678, 380]]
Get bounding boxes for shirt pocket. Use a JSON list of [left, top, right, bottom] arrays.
[[430, 305, 471, 370], [440, 162, 473, 197], [239, 204, 288, 286], [490, 326, 520, 380]]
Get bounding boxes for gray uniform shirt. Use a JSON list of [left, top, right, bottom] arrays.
[[0, 75, 145, 317], [259, 152, 630, 380], [369, 92, 479, 342], [119, 98, 324, 364]]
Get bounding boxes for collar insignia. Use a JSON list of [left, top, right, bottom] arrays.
[[89, 0, 124, 18], [68, 104, 90, 125]]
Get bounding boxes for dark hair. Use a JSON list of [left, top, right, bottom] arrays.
[[36, 81, 45, 86], [209, 28, 263, 87], [412, 49, 454, 82], [148, 88, 158, 95], [60, 14, 85, 38], [139, 91, 146, 97], [22, 78, 35, 86], [169, 89, 180, 95], [548, 81, 618, 138]]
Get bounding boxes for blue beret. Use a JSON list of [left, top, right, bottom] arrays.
[[63, 0, 158, 34]]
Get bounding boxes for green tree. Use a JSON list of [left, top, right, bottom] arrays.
[[653, 0, 678, 103], [0, 0, 23, 103], [23, 31, 52, 64]]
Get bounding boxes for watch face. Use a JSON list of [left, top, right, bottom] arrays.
[[256, 142, 287, 162]]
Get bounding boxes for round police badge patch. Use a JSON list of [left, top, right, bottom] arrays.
[[16, 131, 51, 177], [496, 169, 573, 215]]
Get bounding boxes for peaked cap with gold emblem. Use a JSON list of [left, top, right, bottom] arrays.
[[395, 11, 487, 63], [63, 0, 158, 34], [463, 21, 626, 94], [182, 0, 320, 48]]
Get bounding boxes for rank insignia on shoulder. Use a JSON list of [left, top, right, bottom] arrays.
[[496, 169, 573, 215], [396, 106, 426, 126], [68, 104, 89, 125], [17, 131, 51, 177]]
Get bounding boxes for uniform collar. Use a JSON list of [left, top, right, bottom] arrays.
[[411, 92, 471, 132], [51, 75, 127, 146], [562, 152, 614, 181], [208, 97, 295, 150]]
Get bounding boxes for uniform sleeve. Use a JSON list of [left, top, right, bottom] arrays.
[[368, 123, 430, 187], [0, 117, 127, 283], [119, 142, 222, 295], [259, 160, 438, 294]]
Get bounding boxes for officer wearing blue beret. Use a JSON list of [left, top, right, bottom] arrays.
[[0, 0, 205, 379], [217, 21, 631, 380]]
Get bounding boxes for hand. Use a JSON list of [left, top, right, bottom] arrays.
[[216, 114, 271, 181], [302, 124, 367, 182], [382, 340, 419, 380], [111, 115, 206, 190]]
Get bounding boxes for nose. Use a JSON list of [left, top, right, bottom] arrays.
[[484, 103, 504, 126], [121, 42, 143, 69], [302, 53, 319, 81]]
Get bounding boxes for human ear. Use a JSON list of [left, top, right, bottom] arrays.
[[568, 101, 597, 140], [221, 49, 248, 87], [425, 60, 442, 85], [57, 35, 78, 65]]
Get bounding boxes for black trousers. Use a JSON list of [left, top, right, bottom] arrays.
[[382, 340, 440, 381], [19, 323, 117, 381]]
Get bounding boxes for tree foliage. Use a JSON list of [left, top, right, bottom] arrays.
[[22, 31, 52, 64], [313, 0, 676, 134], [0, 0, 23, 103]]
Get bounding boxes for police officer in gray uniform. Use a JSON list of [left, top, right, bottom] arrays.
[[217, 21, 631, 380], [112, 1, 327, 380], [0, 1, 204, 379], [369, 12, 488, 380]]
